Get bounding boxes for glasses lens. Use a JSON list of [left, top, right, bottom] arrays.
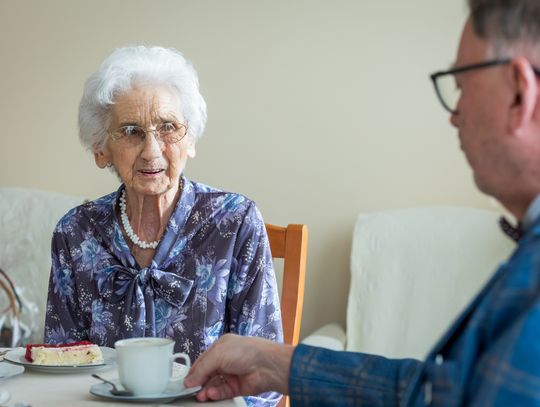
[[112, 126, 145, 146], [435, 75, 461, 113], [110, 123, 188, 145], [158, 122, 187, 144]]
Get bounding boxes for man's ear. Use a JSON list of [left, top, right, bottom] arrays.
[[94, 148, 110, 169], [509, 57, 539, 135]]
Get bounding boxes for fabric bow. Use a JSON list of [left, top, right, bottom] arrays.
[[97, 264, 194, 312]]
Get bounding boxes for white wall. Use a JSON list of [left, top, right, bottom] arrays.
[[0, 0, 482, 338]]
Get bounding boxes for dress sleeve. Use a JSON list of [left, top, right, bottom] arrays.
[[228, 201, 283, 341], [289, 344, 422, 407], [228, 202, 284, 406], [43, 222, 87, 344]]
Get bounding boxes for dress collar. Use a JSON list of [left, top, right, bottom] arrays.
[[112, 175, 195, 269]]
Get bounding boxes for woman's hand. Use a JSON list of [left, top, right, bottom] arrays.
[[184, 334, 294, 401]]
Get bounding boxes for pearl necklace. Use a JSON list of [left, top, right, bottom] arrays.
[[119, 189, 159, 250]]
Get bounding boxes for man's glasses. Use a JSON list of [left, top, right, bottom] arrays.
[[430, 59, 511, 114], [109, 121, 188, 146]]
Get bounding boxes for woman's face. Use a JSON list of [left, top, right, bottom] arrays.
[[94, 84, 195, 197]]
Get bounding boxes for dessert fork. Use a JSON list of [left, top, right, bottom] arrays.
[[91, 374, 133, 396]]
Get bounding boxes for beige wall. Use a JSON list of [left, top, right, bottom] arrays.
[[0, 0, 483, 338]]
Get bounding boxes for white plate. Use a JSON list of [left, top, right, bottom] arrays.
[[90, 379, 201, 403], [0, 388, 9, 405], [0, 363, 24, 379], [4, 347, 116, 373]]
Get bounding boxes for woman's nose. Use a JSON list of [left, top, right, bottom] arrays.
[[140, 131, 163, 159]]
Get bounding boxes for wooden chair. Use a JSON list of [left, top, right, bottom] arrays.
[[265, 224, 308, 346], [265, 223, 308, 407]]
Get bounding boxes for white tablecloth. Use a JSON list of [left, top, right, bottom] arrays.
[[0, 361, 246, 407]]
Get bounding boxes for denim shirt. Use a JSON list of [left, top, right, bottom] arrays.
[[290, 215, 540, 406]]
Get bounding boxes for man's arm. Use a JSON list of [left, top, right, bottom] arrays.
[[185, 334, 423, 406], [290, 344, 422, 407]]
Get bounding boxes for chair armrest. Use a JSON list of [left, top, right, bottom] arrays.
[[300, 323, 346, 351]]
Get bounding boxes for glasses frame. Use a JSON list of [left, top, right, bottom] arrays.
[[108, 121, 188, 145], [430, 59, 511, 114], [431, 58, 540, 114]]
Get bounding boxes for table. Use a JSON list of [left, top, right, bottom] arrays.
[[0, 361, 246, 407]]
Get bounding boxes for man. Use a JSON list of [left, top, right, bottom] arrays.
[[185, 1, 540, 405]]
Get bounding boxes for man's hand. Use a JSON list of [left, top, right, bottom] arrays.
[[184, 334, 295, 402]]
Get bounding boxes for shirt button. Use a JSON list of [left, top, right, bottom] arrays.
[[435, 354, 444, 365], [424, 381, 432, 404]]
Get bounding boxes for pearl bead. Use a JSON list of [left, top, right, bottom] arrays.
[[119, 189, 160, 250]]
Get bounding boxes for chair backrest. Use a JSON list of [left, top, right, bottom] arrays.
[[265, 224, 308, 346], [347, 206, 515, 359], [0, 187, 84, 342]]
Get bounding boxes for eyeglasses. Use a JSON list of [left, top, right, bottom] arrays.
[[430, 59, 512, 114], [431, 59, 540, 114], [108, 121, 188, 146]]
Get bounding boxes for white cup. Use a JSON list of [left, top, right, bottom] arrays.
[[114, 337, 190, 396]]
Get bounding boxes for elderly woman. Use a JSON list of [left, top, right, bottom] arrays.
[[44, 46, 282, 406]]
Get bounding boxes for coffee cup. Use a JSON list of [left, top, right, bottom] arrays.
[[114, 337, 190, 396]]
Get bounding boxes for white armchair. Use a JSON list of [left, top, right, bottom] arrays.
[[0, 187, 84, 343], [303, 206, 516, 359]]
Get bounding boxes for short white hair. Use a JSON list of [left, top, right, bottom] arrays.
[[78, 45, 207, 152]]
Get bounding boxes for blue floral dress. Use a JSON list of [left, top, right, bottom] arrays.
[[44, 176, 283, 406]]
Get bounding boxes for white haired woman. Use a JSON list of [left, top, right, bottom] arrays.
[[44, 46, 283, 406]]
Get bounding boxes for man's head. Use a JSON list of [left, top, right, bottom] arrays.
[[433, 0, 540, 218], [468, 0, 540, 58]]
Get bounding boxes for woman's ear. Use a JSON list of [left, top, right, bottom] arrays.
[[94, 148, 110, 169], [509, 57, 539, 135], [185, 137, 196, 159]]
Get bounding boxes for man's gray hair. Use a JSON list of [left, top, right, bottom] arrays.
[[78, 46, 207, 152], [468, 0, 540, 57]]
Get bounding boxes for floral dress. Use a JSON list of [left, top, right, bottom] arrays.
[[44, 176, 283, 406]]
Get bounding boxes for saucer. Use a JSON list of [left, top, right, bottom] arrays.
[[90, 379, 201, 403], [0, 363, 24, 379], [0, 388, 9, 405]]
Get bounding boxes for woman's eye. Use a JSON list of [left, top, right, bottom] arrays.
[[122, 126, 144, 137], [160, 122, 176, 133]]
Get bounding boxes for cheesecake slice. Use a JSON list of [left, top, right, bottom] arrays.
[[25, 341, 104, 365]]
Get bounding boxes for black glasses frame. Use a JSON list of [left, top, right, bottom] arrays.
[[430, 58, 540, 114], [430, 59, 511, 114]]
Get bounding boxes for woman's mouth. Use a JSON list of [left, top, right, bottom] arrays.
[[138, 168, 165, 177]]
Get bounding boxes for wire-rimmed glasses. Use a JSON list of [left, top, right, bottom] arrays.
[[108, 122, 188, 146], [430, 59, 511, 114]]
